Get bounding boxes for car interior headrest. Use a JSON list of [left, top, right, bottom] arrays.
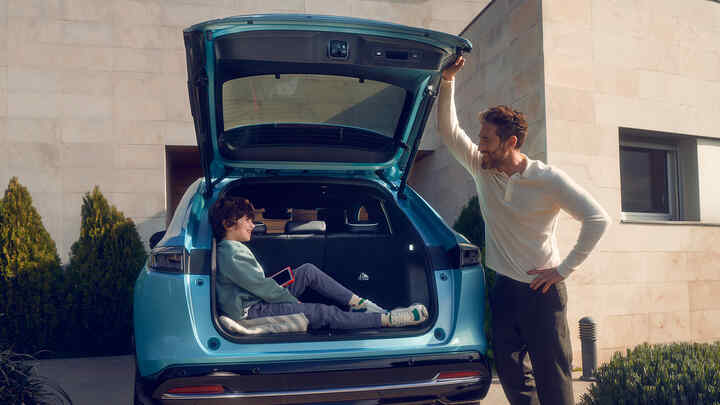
[[285, 220, 327, 234]]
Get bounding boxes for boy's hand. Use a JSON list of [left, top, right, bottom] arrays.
[[442, 55, 465, 81], [527, 267, 564, 293]]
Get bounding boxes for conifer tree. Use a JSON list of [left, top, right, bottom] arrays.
[[0, 177, 60, 278], [0, 177, 63, 353], [65, 187, 147, 355]]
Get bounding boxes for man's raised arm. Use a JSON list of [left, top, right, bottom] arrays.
[[437, 56, 483, 174]]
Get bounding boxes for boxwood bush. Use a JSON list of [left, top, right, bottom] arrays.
[[580, 342, 720, 405]]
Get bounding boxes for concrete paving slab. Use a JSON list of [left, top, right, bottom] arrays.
[[34, 355, 595, 404]]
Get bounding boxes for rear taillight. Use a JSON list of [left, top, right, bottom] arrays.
[[166, 385, 224, 395], [148, 246, 187, 274], [436, 371, 483, 381]]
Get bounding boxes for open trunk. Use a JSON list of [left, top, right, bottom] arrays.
[[211, 177, 436, 341]]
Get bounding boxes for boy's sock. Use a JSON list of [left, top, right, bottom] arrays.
[[348, 295, 386, 313]]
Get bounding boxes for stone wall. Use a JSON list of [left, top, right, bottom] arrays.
[[412, 0, 720, 367], [0, 0, 490, 261], [543, 0, 720, 362], [412, 0, 546, 228]]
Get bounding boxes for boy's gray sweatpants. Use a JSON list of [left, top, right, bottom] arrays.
[[247, 263, 382, 330]]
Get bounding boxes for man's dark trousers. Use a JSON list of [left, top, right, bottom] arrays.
[[490, 273, 574, 405]]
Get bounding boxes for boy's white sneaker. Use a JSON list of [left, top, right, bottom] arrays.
[[388, 303, 428, 327]]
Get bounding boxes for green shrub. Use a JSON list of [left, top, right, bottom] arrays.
[[0, 347, 72, 405], [0, 177, 64, 354], [452, 196, 496, 364], [64, 187, 147, 356], [580, 342, 720, 405], [452, 196, 484, 249]]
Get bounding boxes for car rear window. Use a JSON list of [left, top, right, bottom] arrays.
[[222, 74, 406, 138]]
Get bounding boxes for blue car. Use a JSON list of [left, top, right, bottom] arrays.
[[133, 14, 490, 405]]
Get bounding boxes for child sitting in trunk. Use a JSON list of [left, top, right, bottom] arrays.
[[210, 195, 428, 330]]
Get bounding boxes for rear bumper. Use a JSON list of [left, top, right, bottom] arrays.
[[136, 352, 491, 405]]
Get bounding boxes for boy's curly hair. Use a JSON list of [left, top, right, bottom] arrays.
[[478, 105, 528, 149], [210, 196, 255, 240]]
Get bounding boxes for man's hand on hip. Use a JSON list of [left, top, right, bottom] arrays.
[[442, 55, 465, 81], [527, 268, 564, 293]]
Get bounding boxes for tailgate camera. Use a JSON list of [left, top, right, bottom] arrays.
[[328, 40, 349, 60]]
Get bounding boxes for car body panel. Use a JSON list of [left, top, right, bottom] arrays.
[[137, 175, 488, 378]]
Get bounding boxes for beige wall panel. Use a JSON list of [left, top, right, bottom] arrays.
[[61, 192, 84, 220], [60, 0, 112, 22], [690, 310, 720, 342], [60, 119, 113, 144], [163, 121, 196, 146], [160, 4, 236, 28], [61, 21, 113, 46], [8, 142, 61, 169], [8, 119, 59, 144], [598, 313, 649, 348], [594, 94, 703, 136], [541, 0, 591, 26], [60, 143, 115, 169], [113, 0, 164, 26], [590, 0, 651, 38], [592, 64, 639, 98], [689, 281, 720, 312], [8, 0, 60, 18], [114, 120, 165, 145], [59, 94, 113, 120], [8, 68, 58, 92], [648, 312, 691, 344], [0, 66, 6, 117], [11, 168, 62, 194], [162, 50, 187, 75], [546, 120, 617, 158], [689, 251, 720, 281], [113, 48, 165, 74], [8, 92, 59, 119], [113, 73, 167, 121], [646, 283, 690, 313], [114, 145, 164, 170], [59, 71, 113, 96], [105, 192, 166, 220], [61, 167, 115, 194], [547, 86, 595, 124]]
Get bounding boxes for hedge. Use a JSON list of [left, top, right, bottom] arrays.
[[580, 342, 720, 405]]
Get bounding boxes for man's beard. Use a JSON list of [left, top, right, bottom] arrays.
[[481, 149, 507, 170]]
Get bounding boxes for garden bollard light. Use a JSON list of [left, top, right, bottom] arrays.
[[579, 316, 597, 381]]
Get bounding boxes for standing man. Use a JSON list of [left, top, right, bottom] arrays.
[[437, 56, 610, 405]]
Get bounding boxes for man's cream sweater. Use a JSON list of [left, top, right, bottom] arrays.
[[437, 78, 610, 282]]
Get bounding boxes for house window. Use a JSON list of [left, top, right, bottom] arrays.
[[619, 128, 700, 222], [620, 142, 678, 220]]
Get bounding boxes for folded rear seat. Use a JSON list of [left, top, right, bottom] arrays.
[[247, 220, 327, 275]]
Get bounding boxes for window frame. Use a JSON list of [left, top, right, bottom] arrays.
[[619, 139, 680, 222]]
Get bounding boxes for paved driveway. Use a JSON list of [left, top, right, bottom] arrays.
[[35, 355, 593, 405]]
